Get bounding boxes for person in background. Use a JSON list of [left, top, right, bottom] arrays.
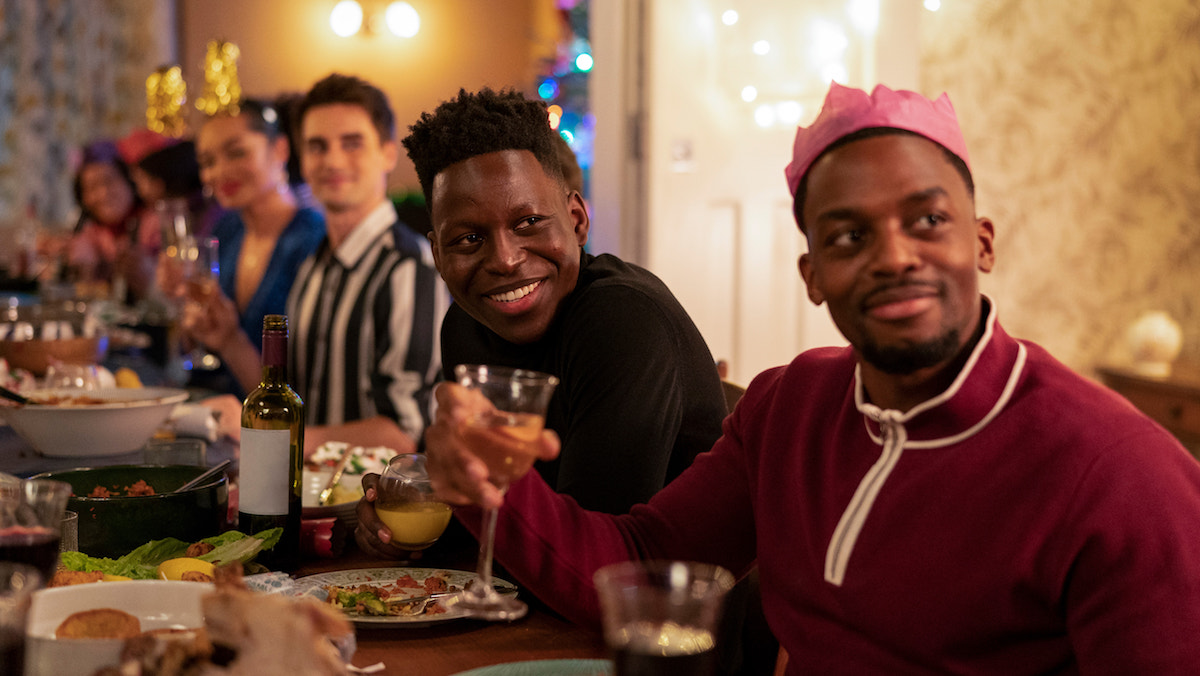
[[271, 91, 320, 211], [551, 131, 585, 196], [132, 139, 224, 241], [423, 82, 1200, 673], [187, 74, 445, 457], [174, 97, 324, 398], [67, 137, 157, 301]]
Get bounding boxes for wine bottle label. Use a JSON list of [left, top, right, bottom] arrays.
[[239, 428, 292, 515]]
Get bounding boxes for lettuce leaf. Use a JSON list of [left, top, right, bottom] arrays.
[[58, 528, 282, 580]]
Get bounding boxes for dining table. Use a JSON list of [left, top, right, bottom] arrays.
[[0, 387, 612, 676], [292, 530, 610, 676]]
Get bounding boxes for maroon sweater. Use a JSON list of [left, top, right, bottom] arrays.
[[474, 303, 1200, 674]]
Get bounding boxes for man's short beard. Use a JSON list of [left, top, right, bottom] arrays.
[[860, 328, 962, 375]]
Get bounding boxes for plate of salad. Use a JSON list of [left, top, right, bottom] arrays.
[[55, 528, 282, 582], [293, 567, 519, 627]]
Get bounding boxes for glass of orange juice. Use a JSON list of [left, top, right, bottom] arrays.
[[376, 453, 451, 550]]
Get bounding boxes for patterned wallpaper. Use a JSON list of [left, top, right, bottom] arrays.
[[0, 0, 168, 228], [920, 0, 1200, 376]]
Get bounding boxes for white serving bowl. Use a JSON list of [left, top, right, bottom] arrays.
[[3, 387, 190, 457], [25, 579, 211, 676]]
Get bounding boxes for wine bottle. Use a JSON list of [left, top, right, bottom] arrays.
[[239, 314, 303, 569]]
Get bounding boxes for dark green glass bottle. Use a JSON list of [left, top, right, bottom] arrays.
[[238, 314, 303, 569]]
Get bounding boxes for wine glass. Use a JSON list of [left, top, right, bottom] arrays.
[[165, 235, 222, 372], [180, 236, 222, 371], [158, 199, 220, 373], [376, 453, 452, 551], [0, 474, 72, 581], [452, 364, 558, 621], [42, 363, 100, 390]]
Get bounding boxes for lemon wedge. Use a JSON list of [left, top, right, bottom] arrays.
[[156, 557, 215, 582], [114, 368, 143, 388], [102, 573, 132, 582]]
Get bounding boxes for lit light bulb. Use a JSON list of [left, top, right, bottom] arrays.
[[754, 104, 776, 128], [741, 86, 758, 102], [575, 53, 594, 72], [924, 0, 942, 11], [721, 10, 739, 26], [330, 0, 363, 37], [752, 40, 771, 56], [847, 0, 880, 35], [386, 2, 420, 38], [776, 101, 803, 125]]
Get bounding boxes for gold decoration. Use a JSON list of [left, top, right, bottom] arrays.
[[145, 65, 188, 137], [194, 40, 242, 116]]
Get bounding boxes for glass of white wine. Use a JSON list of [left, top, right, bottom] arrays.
[[179, 236, 222, 372], [376, 453, 451, 551], [453, 364, 558, 621]]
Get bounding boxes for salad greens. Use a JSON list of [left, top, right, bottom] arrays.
[[58, 528, 282, 580]]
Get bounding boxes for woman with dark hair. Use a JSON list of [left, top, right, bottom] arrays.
[[67, 139, 156, 300], [132, 140, 224, 241], [180, 96, 324, 394]]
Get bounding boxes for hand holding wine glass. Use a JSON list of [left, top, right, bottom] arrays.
[[165, 236, 222, 372], [449, 364, 558, 621]]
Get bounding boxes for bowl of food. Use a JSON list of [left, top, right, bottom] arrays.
[[0, 301, 108, 376], [25, 579, 210, 676], [4, 387, 189, 457], [31, 465, 228, 558]]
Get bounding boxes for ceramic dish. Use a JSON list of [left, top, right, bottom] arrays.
[[4, 387, 189, 457], [25, 579, 211, 676], [301, 468, 361, 534], [292, 567, 518, 628], [32, 464, 228, 558]]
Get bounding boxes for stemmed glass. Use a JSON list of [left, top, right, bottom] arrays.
[[453, 364, 558, 621], [162, 232, 221, 372], [180, 236, 222, 371], [158, 199, 221, 373]]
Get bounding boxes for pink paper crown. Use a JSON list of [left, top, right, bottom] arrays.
[[784, 82, 970, 196]]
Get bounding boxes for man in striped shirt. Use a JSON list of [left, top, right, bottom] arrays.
[[284, 73, 445, 456], [197, 74, 445, 456]]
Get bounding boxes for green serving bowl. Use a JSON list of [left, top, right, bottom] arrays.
[[32, 465, 228, 559]]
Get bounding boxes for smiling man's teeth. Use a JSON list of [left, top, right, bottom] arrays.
[[489, 281, 539, 303]]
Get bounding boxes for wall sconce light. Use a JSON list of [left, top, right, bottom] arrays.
[[330, 1, 420, 38]]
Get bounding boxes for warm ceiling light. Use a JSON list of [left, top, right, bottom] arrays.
[[330, 0, 364, 37], [385, 2, 420, 37]]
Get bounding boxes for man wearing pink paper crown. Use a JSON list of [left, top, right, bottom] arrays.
[[425, 81, 1200, 673]]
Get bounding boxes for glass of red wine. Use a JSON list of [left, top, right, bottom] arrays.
[[0, 474, 72, 581], [594, 561, 735, 676]]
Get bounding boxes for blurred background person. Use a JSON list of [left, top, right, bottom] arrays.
[[175, 96, 325, 397], [132, 139, 224, 242], [66, 137, 158, 302]]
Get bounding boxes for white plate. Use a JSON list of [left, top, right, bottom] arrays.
[[25, 579, 211, 676], [293, 567, 518, 627]]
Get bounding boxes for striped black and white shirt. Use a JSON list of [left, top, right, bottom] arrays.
[[287, 201, 447, 439]]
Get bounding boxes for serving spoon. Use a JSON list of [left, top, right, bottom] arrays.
[[319, 446, 358, 506], [173, 459, 232, 493], [0, 384, 29, 406]]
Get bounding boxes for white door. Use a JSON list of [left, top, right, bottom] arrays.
[[591, 0, 919, 385]]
